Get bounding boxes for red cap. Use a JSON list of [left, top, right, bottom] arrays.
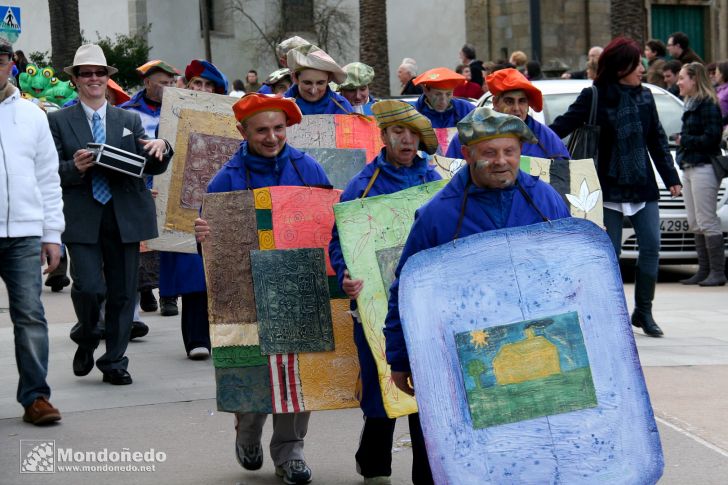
[[413, 67, 466, 90], [232, 93, 302, 126], [485, 68, 543, 112]]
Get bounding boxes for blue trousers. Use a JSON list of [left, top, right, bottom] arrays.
[[0, 237, 51, 407], [603, 201, 661, 278]]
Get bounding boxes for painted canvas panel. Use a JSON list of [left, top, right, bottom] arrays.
[[432, 155, 467, 180], [433, 127, 458, 155], [215, 299, 359, 413], [521, 156, 603, 227], [375, 246, 404, 297], [334, 115, 384, 162], [267, 186, 342, 275], [207, 183, 358, 413], [250, 248, 334, 354], [398, 218, 663, 484], [201, 191, 259, 328], [297, 299, 359, 410], [302, 147, 367, 190], [455, 312, 597, 429], [286, 115, 336, 149], [333, 180, 448, 417], [180, 133, 239, 209], [154, 87, 239, 252], [216, 365, 273, 414]]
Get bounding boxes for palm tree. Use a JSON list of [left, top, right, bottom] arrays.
[[610, 0, 646, 46], [48, 0, 82, 75], [359, 0, 389, 97]]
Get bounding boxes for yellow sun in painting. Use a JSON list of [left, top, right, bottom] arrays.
[[470, 330, 490, 349]]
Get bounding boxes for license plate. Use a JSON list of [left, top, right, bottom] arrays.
[[659, 218, 689, 233]]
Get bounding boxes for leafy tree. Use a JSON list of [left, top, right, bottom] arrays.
[[95, 27, 152, 91], [467, 359, 486, 390], [232, 0, 355, 68], [28, 51, 51, 67]]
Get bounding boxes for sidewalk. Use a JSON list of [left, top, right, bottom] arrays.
[[0, 267, 727, 484]]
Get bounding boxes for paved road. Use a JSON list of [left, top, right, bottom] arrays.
[[0, 265, 726, 484]]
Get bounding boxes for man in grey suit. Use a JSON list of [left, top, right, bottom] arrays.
[[48, 44, 172, 385]]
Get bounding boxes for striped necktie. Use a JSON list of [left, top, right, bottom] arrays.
[[91, 112, 112, 204]]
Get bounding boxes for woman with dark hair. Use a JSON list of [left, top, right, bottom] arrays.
[[550, 37, 682, 337], [675, 62, 726, 286], [12, 49, 28, 84]]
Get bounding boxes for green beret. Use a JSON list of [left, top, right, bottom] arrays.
[[457, 107, 538, 146], [338, 62, 375, 90]]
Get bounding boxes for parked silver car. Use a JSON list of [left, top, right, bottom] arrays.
[[477, 79, 728, 263]]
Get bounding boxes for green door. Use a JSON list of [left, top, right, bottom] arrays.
[[651, 5, 706, 60]]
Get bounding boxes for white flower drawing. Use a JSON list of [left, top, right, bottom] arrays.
[[449, 158, 466, 177], [565, 179, 601, 215]]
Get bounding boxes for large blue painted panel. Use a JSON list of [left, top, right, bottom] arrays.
[[398, 218, 663, 484]]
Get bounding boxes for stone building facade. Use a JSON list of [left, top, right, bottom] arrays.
[[465, 0, 728, 77]]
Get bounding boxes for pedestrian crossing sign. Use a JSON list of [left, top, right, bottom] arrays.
[[0, 5, 20, 43]]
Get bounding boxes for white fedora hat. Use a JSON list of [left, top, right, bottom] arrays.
[[64, 44, 118, 76]]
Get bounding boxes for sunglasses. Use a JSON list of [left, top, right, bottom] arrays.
[[77, 69, 109, 78]]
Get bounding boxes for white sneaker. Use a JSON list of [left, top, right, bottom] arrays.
[[188, 347, 210, 360]]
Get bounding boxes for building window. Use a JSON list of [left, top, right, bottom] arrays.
[[201, 0, 233, 35], [282, 0, 313, 32]]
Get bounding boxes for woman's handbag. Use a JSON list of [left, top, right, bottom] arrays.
[[567, 85, 601, 167], [711, 154, 728, 180]]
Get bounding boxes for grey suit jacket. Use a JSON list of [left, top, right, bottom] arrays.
[[47, 102, 172, 244]]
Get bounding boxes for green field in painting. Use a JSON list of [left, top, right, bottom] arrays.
[[467, 367, 597, 429]]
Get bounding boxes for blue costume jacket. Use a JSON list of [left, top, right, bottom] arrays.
[[207, 141, 330, 192], [446, 115, 571, 159], [284, 85, 353, 115], [351, 95, 376, 116], [159, 142, 330, 297], [257, 84, 272, 94], [383, 168, 571, 372], [412, 95, 474, 128], [328, 150, 441, 417], [119, 89, 161, 139]]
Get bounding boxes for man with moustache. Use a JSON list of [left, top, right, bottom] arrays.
[[383, 108, 570, 483]]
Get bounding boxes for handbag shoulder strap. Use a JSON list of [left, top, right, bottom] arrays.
[[588, 85, 598, 125]]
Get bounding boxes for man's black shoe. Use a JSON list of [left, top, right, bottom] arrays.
[[160, 297, 179, 316], [73, 347, 94, 376], [102, 369, 133, 385], [140, 289, 158, 312], [130, 321, 149, 340], [46, 275, 71, 293]]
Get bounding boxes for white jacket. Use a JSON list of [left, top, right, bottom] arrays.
[[0, 88, 64, 244]]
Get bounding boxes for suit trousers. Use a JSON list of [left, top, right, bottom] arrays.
[[68, 202, 140, 372], [235, 411, 310, 466]]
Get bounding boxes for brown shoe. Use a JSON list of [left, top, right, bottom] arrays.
[[23, 397, 61, 425]]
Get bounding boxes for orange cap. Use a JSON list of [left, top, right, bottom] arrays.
[[485, 68, 543, 112], [232, 93, 302, 126], [107, 79, 130, 105], [413, 67, 466, 90]]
